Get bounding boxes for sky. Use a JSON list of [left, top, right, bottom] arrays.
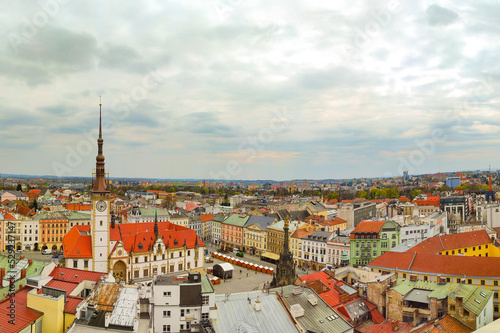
[[0, 1, 499, 181]]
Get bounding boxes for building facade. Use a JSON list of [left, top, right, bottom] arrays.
[[350, 220, 400, 267]]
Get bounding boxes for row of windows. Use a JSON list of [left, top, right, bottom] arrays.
[[133, 250, 192, 263]]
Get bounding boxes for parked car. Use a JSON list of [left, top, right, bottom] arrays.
[[42, 249, 52, 255], [236, 252, 244, 257], [205, 257, 214, 263], [52, 255, 59, 259]]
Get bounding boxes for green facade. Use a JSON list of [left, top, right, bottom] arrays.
[[350, 220, 400, 267]]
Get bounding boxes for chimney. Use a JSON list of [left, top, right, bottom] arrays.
[[0, 268, 5, 282], [21, 269, 26, 279], [20, 256, 25, 260], [28, 259, 32, 266]]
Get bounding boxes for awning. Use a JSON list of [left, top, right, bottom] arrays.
[[261, 252, 280, 260]]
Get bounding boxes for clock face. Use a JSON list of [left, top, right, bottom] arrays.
[[96, 200, 107, 212]]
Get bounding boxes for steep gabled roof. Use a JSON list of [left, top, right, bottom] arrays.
[[63, 225, 92, 258]]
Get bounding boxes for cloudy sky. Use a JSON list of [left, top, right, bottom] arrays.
[[1, 1, 499, 181]]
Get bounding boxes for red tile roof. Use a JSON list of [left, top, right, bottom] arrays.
[[291, 228, 316, 239], [407, 230, 492, 254], [3, 213, 16, 219], [65, 221, 205, 258], [42, 279, 79, 294], [369, 251, 500, 278], [0, 286, 43, 333], [63, 225, 92, 258], [200, 214, 214, 222], [411, 314, 472, 333], [350, 221, 386, 238], [65, 296, 84, 314], [399, 196, 411, 202], [298, 271, 342, 307], [49, 267, 107, 283], [356, 319, 415, 333], [318, 217, 347, 227]]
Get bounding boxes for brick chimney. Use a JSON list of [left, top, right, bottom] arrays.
[[28, 259, 32, 266], [21, 269, 26, 279]]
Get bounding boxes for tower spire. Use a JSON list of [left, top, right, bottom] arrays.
[[93, 98, 109, 194], [154, 210, 159, 239]]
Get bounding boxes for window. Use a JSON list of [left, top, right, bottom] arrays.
[[202, 312, 209, 320], [450, 305, 455, 311], [468, 279, 472, 284], [481, 280, 485, 285], [135, 257, 138, 264], [73, 260, 78, 267], [84, 260, 88, 268], [163, 325, 170, 332], [163, 310, 171, 318], [143, 269, 148, 277], [134, 270, 139, 278], [144, 256, 148, 262], [403, 273, 406, 278], [463, 309, 469, 316], [181, 309, 185, 316], [423, 276, 428, 281], [494, 281, 498, 286], [163, 291, 171, 297]]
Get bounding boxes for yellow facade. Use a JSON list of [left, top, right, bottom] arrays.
[[439, 243, 500, 258], [27, 288, 66, 333]]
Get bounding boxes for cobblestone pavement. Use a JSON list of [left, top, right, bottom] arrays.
[[203, 244, 317, 294]]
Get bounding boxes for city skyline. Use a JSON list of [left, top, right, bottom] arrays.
[[1, 1, 499, 180]]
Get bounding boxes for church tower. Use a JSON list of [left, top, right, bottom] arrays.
[[271, 217, 296, 287], [91, 101, 111, 273]]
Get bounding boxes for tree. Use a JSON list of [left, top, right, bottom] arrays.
[[16, 184, 22, 191], [357, 190, 368, 199], [412, 189, 422, 198]]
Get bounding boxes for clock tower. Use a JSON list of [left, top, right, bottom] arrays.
[[91, 101, 111, 273]]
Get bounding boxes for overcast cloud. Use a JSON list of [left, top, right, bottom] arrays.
[[0, 0, 499, 180]]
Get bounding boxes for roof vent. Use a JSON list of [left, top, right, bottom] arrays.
[[254, 297, 261, 312], [290, 304, 305, 318], [307, 294, 318, 306], [293, 285, 303, 295]]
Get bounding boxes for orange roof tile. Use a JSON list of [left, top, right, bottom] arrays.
[[399, 196, 411, 202], [411, 314, 472, 333], [318, 217, 347, 227], [291, 228, 316, 239], [350, 221, 386, 238], [65, 221, 205, 258], [63, 225, 92, 258], [3, 213, 16, 219], [408, 230, 492, 254], [200, 214, 214, 222], [368, 251, 500, 278]]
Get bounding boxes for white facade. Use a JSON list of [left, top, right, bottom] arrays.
[[400, 224, 429, 244], [211, 220, 221, 245], [92, 197, 111, 273], [21, 219, 39, 251], [152, 273, 215, 333]]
